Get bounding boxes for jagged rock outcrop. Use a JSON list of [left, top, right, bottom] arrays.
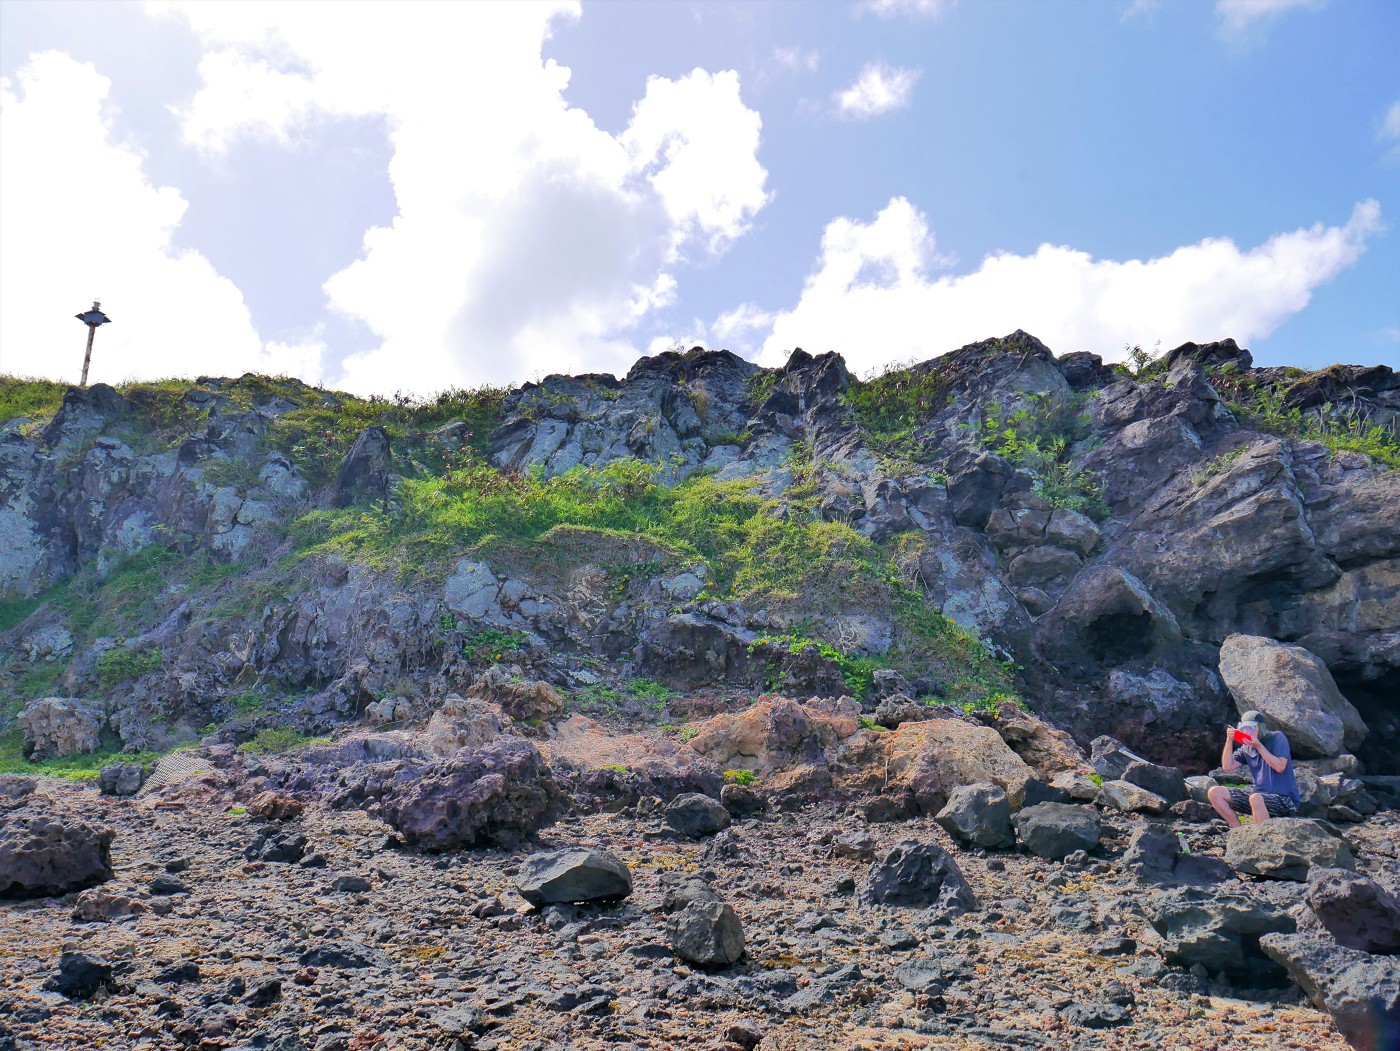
[[1, 337, 1395, 777]]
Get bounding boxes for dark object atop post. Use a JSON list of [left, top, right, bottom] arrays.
[[75, 300, 112, 388]]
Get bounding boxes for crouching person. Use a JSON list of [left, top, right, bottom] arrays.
[[1207, 710, 1301, 826]]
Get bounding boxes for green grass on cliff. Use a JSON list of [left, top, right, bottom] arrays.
[[290, 453, 1019, 704], [1210, 369, 1400, 468], [0, 375, 67, 424]]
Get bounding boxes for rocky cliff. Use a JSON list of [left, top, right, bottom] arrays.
[[2, 332, 1397, 772]]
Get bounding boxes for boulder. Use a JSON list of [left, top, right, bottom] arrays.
[[686, 698, 853, 778], [16, 698, 101, 761], [467, 669, 565, 726], [664, 793, 731, 838], [243, 828, 307, 864], [246, 791, 305, 821], [1015, 803, 1101, 860], [669, 899, 745, 967], [1122, 760, 1187, 805], [516, 848, 632, 906], [1218, 634, 1368, 758], [0, 794, 114, 898], [850, 717, 1038, 813], [1225, 819, 1356, 882], [378, 737, 563, 851], [97, 763, 144, 797], [1185, 775, 1219, 804], [1147, 886, 1295, 983], [1050, 771, 1102, 802], [71, 888, 147, 923], [1089, 736, 1143, 781], [44, 951, 121, 1000], [1306, 867, 1400, 955], [857, 840, 978, 913], [934, 783, 1016, 850], [1097, 779, 1171, 815], [1259, 933, 1400, 1050], [1122, 824, 1230, 887], [421, 695, 505, 755]]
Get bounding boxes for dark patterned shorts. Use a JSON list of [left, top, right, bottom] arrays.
[[1225, 788, 1299, 817]]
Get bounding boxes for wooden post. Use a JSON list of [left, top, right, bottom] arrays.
[[80, 323, 97, 387]]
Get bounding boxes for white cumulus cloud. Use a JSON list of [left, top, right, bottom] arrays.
[[0, 51, 322, 385], [1215, 0, 1323, 38], [152, 1, 771, 394], [856, 0, 953, 21], [834, 62, 921, 120], [730, 196, 1382, 375]]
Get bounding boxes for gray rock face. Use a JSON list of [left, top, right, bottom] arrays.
[[1219, 634, 1369, 758], [1122, 824, 1230, 887], [1306, 867, 1400, 955], [1097, 779, 1170, 815], [335, 426, 390, 507], [664, 793, 731, 838], [97, 763, 145, 797], [1259, 933, 1400, 1049], [1015, 803, 1101, 860], [16, 698, 101, 761], [0, 794, 115, 899], [857, 840, 978, 913], [1147, 886, 1295, 983], [378, 738, 563, 851], [1122, 760, 1188, 805], [668, 898, 745, 967], [934, 783, 1015, 849], [1225, 819, 1356, 881], [516, 848, 632, 906]]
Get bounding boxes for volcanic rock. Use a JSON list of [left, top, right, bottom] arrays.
[[516, 847, 632, 906]]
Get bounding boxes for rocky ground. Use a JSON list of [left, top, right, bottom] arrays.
[[3, 772, 1395, 1051]]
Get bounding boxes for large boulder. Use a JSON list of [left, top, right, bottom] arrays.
[[466, 668, 565, 726], [1147, 886, 1295, 983], [1260, 933, 1400, 1050], [686, 698, 853, 778], [1218, 635, 1368, 758], [935, 783, 1016, 850], [1225, 819, 1356, 882], [669, 898, 746, 968], [1306, 867, 1400, 955], [16, 698, 102, 761], [516, 848, 632, 906], [1121, 760, 1188, 805], [0, 794, 115, 898], [664, 793, 731, 838], [378, 737, 563, 851], [1122, 824, 1229, 886], [1096, 779, 1170, 815], [847, 717, 1038, 814], [1014, 803, 1101, 860], [1089, 736, 1143, 781], [97, 764, 144, 797], [857, 840, 978, 914]]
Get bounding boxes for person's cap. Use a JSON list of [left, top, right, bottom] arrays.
[[1239, 710, 1266, 732]]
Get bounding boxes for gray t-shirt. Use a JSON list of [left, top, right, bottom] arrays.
[[1233, 730, 1299, 802]]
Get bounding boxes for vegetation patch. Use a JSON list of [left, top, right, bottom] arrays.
[[94, 646, 162, 689], [1210, 368, 1399, 468], [972, 395, 1108, 519], [239, 727, 325, 754]]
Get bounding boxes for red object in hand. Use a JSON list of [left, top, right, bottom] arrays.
[[1232, 729, 1255, 745]]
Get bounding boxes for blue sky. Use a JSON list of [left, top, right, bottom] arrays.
[[1, 0, 1395, 394]]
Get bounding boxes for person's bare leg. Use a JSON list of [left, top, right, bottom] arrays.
[[1249, 793, 1271, 824], [1208, 785, 1241, 827]]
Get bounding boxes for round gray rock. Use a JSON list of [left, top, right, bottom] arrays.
[[669, 899, 745, 967], [934, 783, 1015, 849]]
